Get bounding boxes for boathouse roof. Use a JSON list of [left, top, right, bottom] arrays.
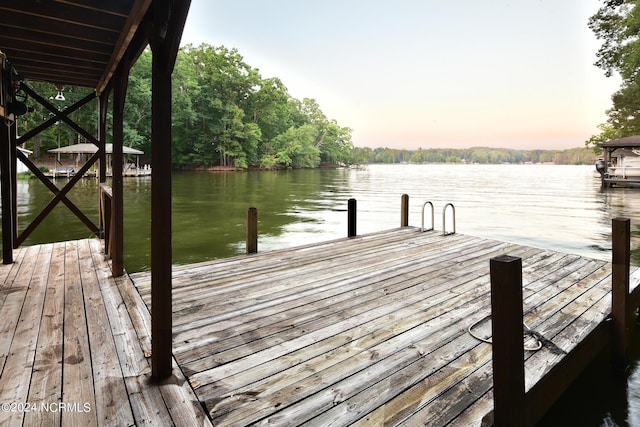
[[599, 135, 640, 148], [0, 0, 150, 93], [1, 0, 191, 381]]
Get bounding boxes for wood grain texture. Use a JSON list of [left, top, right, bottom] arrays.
[[129, 227, 632, 426], [0, 238, 211, 427]]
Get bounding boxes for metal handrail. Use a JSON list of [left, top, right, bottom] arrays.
[[421, 201, 434, 232], [442, 203, 456, 236]]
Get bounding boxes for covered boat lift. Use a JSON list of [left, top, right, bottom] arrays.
[[597, 135, 640, 187], [0, 0, 190, 380], [49, 143, 147, 176]]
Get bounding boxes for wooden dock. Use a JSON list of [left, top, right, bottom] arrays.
[[125, 226, 640, 426], [1, 227, 638, 426], [0, 238, 211, 426]]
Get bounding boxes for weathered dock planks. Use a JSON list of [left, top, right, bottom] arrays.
[[0, 238, 211, 426], [128, 226, 640, 426], [2, 226, 637, 426]]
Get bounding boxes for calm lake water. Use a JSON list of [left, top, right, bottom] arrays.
[[8, 163, 640, 425]]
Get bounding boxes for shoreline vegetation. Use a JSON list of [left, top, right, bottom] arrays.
[[17, 43, 598, 172], [27, 145, 595, 179], [349, 146, 596, 166]]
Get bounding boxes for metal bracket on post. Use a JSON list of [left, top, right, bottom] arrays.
[[421, 201, 434, 232], [442, 203, 456, 236]]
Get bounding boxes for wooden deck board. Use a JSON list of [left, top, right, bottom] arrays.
[[127, 227, 635, 426], [1, 226, 635, 426], [175, 238, 514, 367], [0, 238, 211, 427], [77, 239, 135, 426], [25, 243, 63, 427], [0, 244, 47, 426], [62, 240, 98, 425]]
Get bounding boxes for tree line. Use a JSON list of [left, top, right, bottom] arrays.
[[587, 1, 640, 147], [17, 43, 354, 170], [16, 43, 595, 169], [352, 147, 596, 165]]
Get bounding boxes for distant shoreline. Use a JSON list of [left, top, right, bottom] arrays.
[[351, 146, 596, 166]]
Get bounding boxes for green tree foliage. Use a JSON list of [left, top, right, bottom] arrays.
[[352, 146, 596, 165], [133, 44, 353, 169], [16, 43, 353, 170], [587, 0, 640, 146]]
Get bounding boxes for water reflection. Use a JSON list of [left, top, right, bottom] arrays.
[[5, 164, 640, 272]]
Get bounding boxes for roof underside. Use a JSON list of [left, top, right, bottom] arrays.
[[0, 0, 151, 93], [599, 135, 640, 148]]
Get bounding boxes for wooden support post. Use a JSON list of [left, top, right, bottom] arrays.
[[150, 57, 173, 381], [98, 93, 108, 248], [98, 92, 108, 184], [611, 217, 631, 373], [490, 255, 525, 427], [0, 119, 13, 263], [147, 0, 191, 381], [348, 198, 357, 237], [9, 122, 16, 246], [401, 194, 409, 227], [110, 65, 128, 277], [246, 207, 258, 254]]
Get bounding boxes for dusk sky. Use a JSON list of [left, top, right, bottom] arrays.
[[180, 1, 620, 150]]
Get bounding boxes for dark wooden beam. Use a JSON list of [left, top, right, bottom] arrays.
[[9, 123, 17, 245], [490, 255, 525, 427], [17, 85, 96, 146], [0, 4, 126, 32], [612, 217, 631, 373], [146, 0, 192, 381], [20, 86, 99, 146], [0, 119, 14, 264], [348, 198, 356, 237], [11, 83, 101, 246], [401, 194, 409, 227], [52, 0, 134, 17], [99, 91, 108, 184], [0, 11, 120, 45], [246, 207, 258, 254], [110, 63, 129, 277], [15, 150, 100, 246], [97, 0, 152, 95], [0, 37, 112, 64]]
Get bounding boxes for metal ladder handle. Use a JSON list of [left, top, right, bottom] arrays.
[[442, 203, 456, 236], [420, 201, 434, 232]]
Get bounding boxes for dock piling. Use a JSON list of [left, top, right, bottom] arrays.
[[348, 198, 357, 237], [490, 255, 525, 427], [611, 217, 631, 372], [401, 194, 409, 227], [247, 207, 258, 254], [1, 118, 13, 264]]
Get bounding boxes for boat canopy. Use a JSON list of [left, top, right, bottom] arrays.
[[48, 143, 143, 155]]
